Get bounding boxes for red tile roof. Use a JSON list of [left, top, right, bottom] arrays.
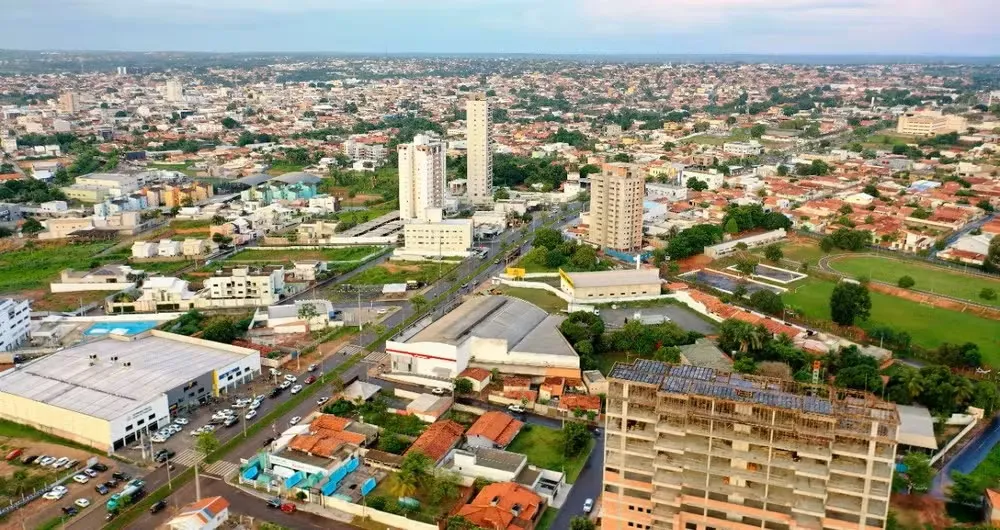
[[459, 367, 491, 382], [406, 420, 464, 462], [457, 482, 544, 530], [466, 411, 523, 448], [558, 394, 601, 412]]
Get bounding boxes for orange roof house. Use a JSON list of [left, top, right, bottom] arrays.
[[466, 411, 523, 449], [405, 420, 464, 463], [286, 414, 369, 458], [457, 482, 545, 530], [558, 394, 601, 414], [166, 496, 230, 530]]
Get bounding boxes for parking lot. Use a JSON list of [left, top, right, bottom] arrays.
[[598, 304, 718, 335]]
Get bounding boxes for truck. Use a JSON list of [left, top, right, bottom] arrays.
[[106, 479, 145, 513]]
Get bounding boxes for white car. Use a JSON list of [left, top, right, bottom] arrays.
[[173, 417, 189, 425], [269, 368, 281, 377], [202, 424, 217, 433], [279, 381, 292, 390], [167, 424, 182, 433], [245, 410, 258, 421], [53, 457, 70, 468], [63, 459, 79, 470], [249, 401, 261, 411], [289, 416, 301, 425], [72, 474, 90, 484], [83, 468, 98, 478], [74, 498, 90, 508], [583, 498, 594, 513], [307, 364, 317, 372], [507, 404, 526, 414], [376, 308, 389, 315], [316, 397, 330, 406], [290, 385, 303, 394], [150, 435, 167, 443], [283, 374, 297, 382], [38, 456, 56, 466], [233, 401, 248, 408], [190, 427, 205, 436], [431, 387, 448, 396], [43, 486, 68, 501]]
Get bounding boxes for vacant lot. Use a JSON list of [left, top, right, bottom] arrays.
[[494, 285, 567, 313], [0, 241, 117, 293], [827, 255, 1000, 308], [348, 261, 451, 285], [505, 424, 594, 484], [233, 246, 384, 264], [784, 277, 1000, 366], [756, 239, 831, 265]]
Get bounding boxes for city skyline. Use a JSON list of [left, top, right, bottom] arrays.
[[4, 0, 1000, 56]]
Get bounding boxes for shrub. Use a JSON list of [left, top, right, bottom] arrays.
[[897, 275, 915, 289], [981, 288, 997, 301]]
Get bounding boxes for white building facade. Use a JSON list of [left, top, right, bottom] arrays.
[[0, 298, 30, 352], [466, 93, 493, 206], [398, 134, 446, 221]]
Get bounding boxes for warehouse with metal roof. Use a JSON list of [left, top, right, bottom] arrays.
[[0, 330, 261, 452], [558, 268, 662, 302]]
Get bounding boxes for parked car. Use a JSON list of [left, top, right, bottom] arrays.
[[91, 462, 108, 472], [112, 471, 130, 481], [38, 456, 56, 466], [279, 381, 292, 390], [307, 364, 317, 372], [507, 404, 525, 414], [150, 500, 167, 514], [173, 417, 189, 425], [290, 384, 303, 394], [283, 374, 297, 382], [304, 376, 316, 385], [245, 410, 258, 421], [83, 468, 98, 478], [74, 498, 90, 508], [266, 498, 282, 509], [5, 449, 23, 461], [431, 387, 448, 395], [268, 388, 282, 398], [316, 397, 330, 407], [22, 455, 37, 465], [223, 416, 239, 427], [64, 459, 79, 470], [53, 457, 70, 468], [61, 506, 79, 516], [104, 479, 118, 488], [583, 498, 594, 513], [280, 502, 297, 513], [154, 449, 175, 463], [289, 416, 301, 425], [262, 437, 275, 447], [72, 474, 90, 484], [95, 484, 109, 496]]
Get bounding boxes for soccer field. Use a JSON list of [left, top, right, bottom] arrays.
[[784, 278, 1000, 366], [827, 255, 1000, 308]]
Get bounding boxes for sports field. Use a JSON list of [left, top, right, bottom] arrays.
[[784, 277, 1000, 366], [826, 255, 1000, 308]]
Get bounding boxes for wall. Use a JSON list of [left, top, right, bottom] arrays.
[[314, 494, 439, 530], [50, 283, 133, 293], [0, 391, 112, 451], [494, 278, 572, 302]]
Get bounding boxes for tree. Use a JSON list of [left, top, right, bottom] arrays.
[[428, 472, 462, 504], [734, 255, 759, 277], [410, 295, 428, 313], [563, 422, 591, 457], [980, 288, 997, 301], [221, 117, 240, 129], [532, 227, 563, 250], [210, 214, 226, 225], [830, 282, 872, 326], [900, 453, 932, 493], [389, 451, 432, 497], [750, 124, 767, 138], [570, 517, 597, 530], [762, 244, 783, 262], [723, 218, 739, 234], [749, 290, 784, 315], [446, 516, 483, 530], [20, 217, 44, 234], [297, 302, 320, 324], [897, 275, 915, 289], [569, 245, 597, 270], [949, 471, 984, 505], [200, 317, 242, 344], [686, 177, 709, 192], [195, 431, 220, 456], [776, 164, 789, 177], [986, 237, 1000, 272], [454, 377, 473, 395]]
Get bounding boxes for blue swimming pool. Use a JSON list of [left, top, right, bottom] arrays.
[[84, 321, 160, 336]]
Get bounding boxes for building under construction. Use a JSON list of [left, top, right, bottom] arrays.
[[602, 360, 899, 530]]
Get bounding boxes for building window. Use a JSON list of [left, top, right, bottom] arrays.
[[148, 413, 155, 420], [125, 424, 133, 431]]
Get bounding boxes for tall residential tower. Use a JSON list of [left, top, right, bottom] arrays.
[[398, 133, 446, 221], [588, 163, 644, 251], [466, 93, 493, 206], [602, 360, 898, 530]]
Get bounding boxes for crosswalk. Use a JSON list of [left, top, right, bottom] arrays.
[[204, 460, 240, 478], [172, 449, 205, 467], [339, 344, 364, 357]]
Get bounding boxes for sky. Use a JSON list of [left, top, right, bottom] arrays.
[[3, 0, 999, 56]]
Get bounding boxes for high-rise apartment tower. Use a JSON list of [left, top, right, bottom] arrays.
[[466, 93, 493, 206], [602, 360, 899, 530], [398, 134, 447, 221], [588, 163, 644, 251]]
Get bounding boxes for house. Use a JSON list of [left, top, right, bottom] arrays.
[[182, 238, 211, 256], [158, 239, 182, 257], [986, 489, 1000, 526], [459, 367, 492, 392], [456, 481, 546, 530], [466, 411, 523, 449], [538, 377, 565, 401], [50, 265, 143, 293], [557, 394, 601, 416], [405, 419, 464, 464], [166, 496, 229, 530], [131, 241, 158, 258]]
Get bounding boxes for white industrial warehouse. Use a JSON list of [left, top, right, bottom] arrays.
[[0, 330, 261, 452]]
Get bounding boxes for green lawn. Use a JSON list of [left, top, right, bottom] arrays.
[[827, 255, 1000, 307], [506, 424, 595, 484], [495, 285, 567, 313], [514, 255, 613, 274], [968, 438, 1000, 490], [0, 241, 117, 293], [784, 278, 1000, 366], [757, 240, 833, 265], [170, 219, 211, 230], [347, 260, 452, 285], [536, 507, 558, 530], [234, 246, 385, 263], [134, 260, 195, 275]]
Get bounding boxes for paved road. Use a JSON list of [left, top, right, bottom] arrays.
[[931, 417, 1000, 498], [550, 430, 605, 530]]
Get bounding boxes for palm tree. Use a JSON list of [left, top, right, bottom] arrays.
[[954, 378, 974, 405], [386, 473, 417, 498], [900, 370, 924, 401]]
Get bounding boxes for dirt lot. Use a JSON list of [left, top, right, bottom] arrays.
[[891, 493, 951, 529], [380, 262, 422, 273], [676, 253, 713, 273], [0, 438, 103, 529]]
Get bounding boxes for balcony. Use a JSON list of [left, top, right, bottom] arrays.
[[829, 459, 868, 477], [655, 436, 685, 454], [827, 475, 865, 497], [793, 477, 827, 498], [654, 470, 682, 487], [790, 496, 825, 517], [794, 460, 830, 479], [652, 488, 680, 505], [833, 441, 870, 458], [624, 440, 655, 456], [827, 494, 863, 513]]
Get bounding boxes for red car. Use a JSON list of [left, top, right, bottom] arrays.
[[280, 502, 297, 514], [304, 376, 316, 384], [5, 449, 22, 461]]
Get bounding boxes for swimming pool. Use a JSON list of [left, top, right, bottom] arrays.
[[84, 320, 160, 336]]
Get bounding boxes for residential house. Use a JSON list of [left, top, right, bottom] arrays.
[[465, 411, 523, 450], [158, 239, 182, 257], [456, 482, 546, 530], [132, 241, 158, 258], [166, 496, 230, 530], [405, 420, 465, 464]]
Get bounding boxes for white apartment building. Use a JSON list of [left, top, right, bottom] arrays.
[[398, 134, 446, 221], [0, 299, 30, 352], [588, 164, 644, 251], [682, 168, 727, 190], [343, 138, 388, 164], [397, 218, 474, 258], [466, 93, 493, 206], [896, 110, 967, 137], [203, 267, 285, 306], [58, 92, 79, 114], [165, 79, 184, 102], [723, 140, 764, 156]]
